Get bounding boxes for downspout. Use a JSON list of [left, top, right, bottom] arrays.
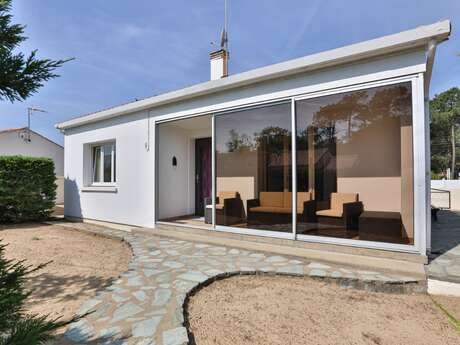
[[145, 110, 151, 151], [424, 39, 437, 254]]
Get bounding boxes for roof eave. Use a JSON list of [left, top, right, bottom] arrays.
[[56, 20, 451, 130]]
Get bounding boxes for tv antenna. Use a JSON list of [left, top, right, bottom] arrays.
[[211, 0, 229, 50], [220, 0, 228, 51], [23, 107, 46, 142]]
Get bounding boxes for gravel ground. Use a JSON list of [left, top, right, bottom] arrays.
[[0, 223, 131, 343], [187, 275, 460, 345]]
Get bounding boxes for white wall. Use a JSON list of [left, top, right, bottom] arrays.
[[431, 180, 460, 210], [64, 111, 154, 227], [0, 130, 64, 176], [157, 122, 211, 219], [56, 176, 64, 204], [158, 125, 192, 219]]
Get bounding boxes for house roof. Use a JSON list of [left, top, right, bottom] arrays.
[[0, 127, 25, 134], [0, 127, 64, 148], [56, 20, 451, 130]]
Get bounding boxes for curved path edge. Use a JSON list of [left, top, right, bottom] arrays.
[[48, 221, 425, 345]]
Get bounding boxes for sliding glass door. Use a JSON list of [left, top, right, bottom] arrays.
[[214, 102, 293, 233], [295, 82, 414, 245]]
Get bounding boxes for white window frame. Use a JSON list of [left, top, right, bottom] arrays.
[[91, 141, 116, 186]]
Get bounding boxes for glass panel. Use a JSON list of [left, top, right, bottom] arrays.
[[215, 102, 292, 233], [92, 146, 101, 183], [103, 144, 113, 182], [296, 82, 414, 245]]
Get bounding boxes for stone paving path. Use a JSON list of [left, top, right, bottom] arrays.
[[50, 221, 424, 345], [428, 210, 460, 283]]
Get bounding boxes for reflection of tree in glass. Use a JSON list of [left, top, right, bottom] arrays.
[[308, 85, 411, 144], [225, 129, 252, 152], [366, 85, 411, 121], [312, 91, 368, 143], [225, 126, 291, 155], [254, 126, 290, 156]]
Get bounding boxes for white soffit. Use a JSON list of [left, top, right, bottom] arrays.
[[57, 20, 451, 130]]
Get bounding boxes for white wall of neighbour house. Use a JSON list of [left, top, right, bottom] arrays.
[[0, 130, 64, 175], [431, 180, 460, 211], [64, 48, 428, 252], [0, 130, 64, 203]]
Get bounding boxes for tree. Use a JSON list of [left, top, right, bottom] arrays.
[[430, 87, 460, 178], [0, 241, 75, 345], [225, 129, 252, 152], [0, 0, 72, 102]]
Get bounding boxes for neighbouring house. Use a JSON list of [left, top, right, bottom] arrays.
[[56, 21, 451, 259], [0, 127, 64, 203]]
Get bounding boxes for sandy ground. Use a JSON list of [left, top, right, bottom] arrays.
[[187, 275, 460, 345], [0, 223, 131, 343]]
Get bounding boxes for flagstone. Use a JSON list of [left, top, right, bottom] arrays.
[[57, 221, 422, 345]]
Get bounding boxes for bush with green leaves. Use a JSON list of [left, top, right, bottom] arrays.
[[0, 156, 56, 223]]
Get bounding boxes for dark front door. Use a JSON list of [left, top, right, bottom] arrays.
[[195, 138, 212, 216]]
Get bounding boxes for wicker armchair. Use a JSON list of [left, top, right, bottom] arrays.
[[314, 192, 363, 230], [204, 191, 243, 226]]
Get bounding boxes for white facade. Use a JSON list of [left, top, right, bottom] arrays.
[[64, 112, 154, 226], [58, 21, 451, 255]]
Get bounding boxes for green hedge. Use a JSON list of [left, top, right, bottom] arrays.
[[0, 156, 56, 223]]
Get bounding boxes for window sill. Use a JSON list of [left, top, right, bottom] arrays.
[[81, 186, 117, 193]]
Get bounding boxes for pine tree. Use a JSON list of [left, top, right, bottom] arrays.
[[430, 87, 460, 178], [0, 241, 74, 345], [0, 0, 72, 103]]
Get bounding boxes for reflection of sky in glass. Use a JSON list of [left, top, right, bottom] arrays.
[[215, 102, 291, 153]]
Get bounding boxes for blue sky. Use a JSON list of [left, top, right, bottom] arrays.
[[0, 0, 459, 145]]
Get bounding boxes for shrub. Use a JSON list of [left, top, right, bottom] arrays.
[[0, 156, 56, 223]]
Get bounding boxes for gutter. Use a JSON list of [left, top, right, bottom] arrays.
[[424, 39, 438, 100]]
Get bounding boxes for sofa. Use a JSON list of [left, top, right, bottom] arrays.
[[315, 192, 363, 230], [204, 191, 244, 226], [246, 191, 315, 226]]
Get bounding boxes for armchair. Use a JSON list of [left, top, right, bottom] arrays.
[[315, 192, 363, 230], [204, 191, 243, 226]]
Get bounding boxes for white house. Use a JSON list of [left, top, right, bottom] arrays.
[[0, 127, 64, 203], [56, 21, 451, 259]]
